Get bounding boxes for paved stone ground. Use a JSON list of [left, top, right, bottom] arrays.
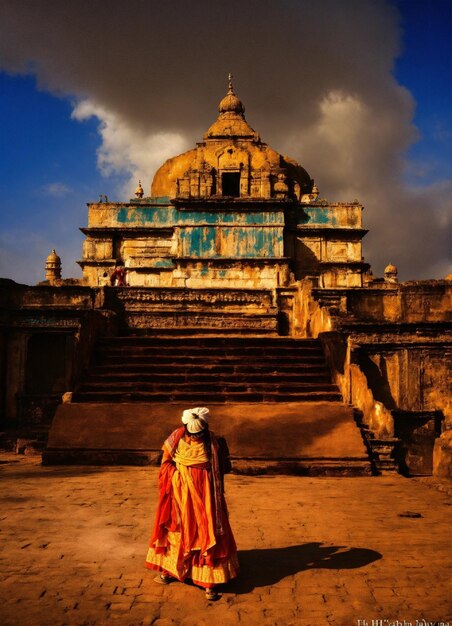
[[0, 453, 450, 626]]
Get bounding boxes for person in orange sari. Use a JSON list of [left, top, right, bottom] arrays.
[[145, 407, 239, 601]]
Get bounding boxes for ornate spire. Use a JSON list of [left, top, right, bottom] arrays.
[[135, 179, 144, 198], [204, 73, 259, 140], [218, 72, 245, 115]]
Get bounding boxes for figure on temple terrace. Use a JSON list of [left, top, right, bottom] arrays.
[[110, 262, 127, 286], [145, 407, 239, 601]]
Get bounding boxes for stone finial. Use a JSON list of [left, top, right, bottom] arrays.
[[218, 73, 245, 116], [45, 249, 62, 283], [301, 180, 320, 204], [135, 179, 144, 198], [384, 262, 398, 284], [274, 172, 289, 198]]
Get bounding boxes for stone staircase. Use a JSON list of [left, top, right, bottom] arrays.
[[44, 336, 373, 474], [311, 288, 347, 312], [73, 337, 343, 403]]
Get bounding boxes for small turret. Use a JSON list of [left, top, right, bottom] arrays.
[[384, 262, 398, 284], [45, 249, 62, 283]]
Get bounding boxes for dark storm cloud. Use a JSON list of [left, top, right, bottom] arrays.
[[0, 0, 402, 136], [0, 0, 450, 280]]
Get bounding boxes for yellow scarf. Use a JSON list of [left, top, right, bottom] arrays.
[[173, 438, 209, 468]]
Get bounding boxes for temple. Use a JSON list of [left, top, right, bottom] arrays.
[[80, 74, 367, 297], [1, 77, 451, 478]]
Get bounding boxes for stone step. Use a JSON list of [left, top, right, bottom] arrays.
[[99, 337, 321, 346], [72, 391, 343, 403], [89, 363, 331, 375], [98, 338, 322, 345], [118, 328, 279, 336], [81, 372, 332, 383], [96, 346, 325, 357], [232, 459, 372, 476], [76, 382, 339, 393], [368, 438, 400, 474], [98, 354, 326, 365], [75, 336, 340, 405]]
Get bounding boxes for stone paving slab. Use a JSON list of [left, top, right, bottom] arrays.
[[0, 453, 450, 626]]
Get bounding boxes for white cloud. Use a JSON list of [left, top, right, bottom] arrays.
[[72, 100, 190, 199], [40, 181, 72, 197], [281, 89, 450, 279]]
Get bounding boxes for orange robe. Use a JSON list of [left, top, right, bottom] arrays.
[[145, 427, 239, 588]]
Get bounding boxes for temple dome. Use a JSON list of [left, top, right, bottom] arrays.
[[46, 249, 61, 264], [384, 263, 398, 274], [204, 113, 258, 140], [150, 76, 312, 199], [205, 75, 258, 140], [218, 92, 244, 115], [218, 76, 245, 115]]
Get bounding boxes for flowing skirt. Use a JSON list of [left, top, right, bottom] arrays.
[[145, 463, 239, 588]]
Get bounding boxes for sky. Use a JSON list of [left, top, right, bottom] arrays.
[[0, 0, 450, 285]]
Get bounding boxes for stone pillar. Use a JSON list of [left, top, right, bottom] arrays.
[[261, 170, 271, 198]]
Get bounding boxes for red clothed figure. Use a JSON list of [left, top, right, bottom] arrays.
[[110, 266, 127, 286], [145, 426, 239, 589]]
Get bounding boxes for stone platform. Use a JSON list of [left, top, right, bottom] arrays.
[[43, 401, 371, 475]]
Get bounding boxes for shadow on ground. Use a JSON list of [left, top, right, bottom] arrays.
[[224, 542, 382, 593]]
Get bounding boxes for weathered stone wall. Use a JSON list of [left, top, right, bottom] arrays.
[[104, 286, 278, 334], [316, 332, 395, 438], [349, 335, 451, 420], [346, 281, 451, 323], [290, 279, 336, 338], [296, 279, 452, 475], [0, 282, 117, 428], [289, 202, 368, 288], [80, 197, 368, 290], [80, 201, 290, 288]]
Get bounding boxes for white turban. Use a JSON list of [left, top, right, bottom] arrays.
[[181, 407, 210, 434]]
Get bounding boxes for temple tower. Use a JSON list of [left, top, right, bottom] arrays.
[[78, 76, 369, 295]]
